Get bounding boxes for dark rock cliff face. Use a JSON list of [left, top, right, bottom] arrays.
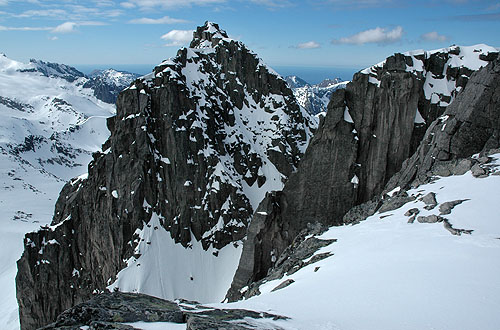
[[16, 22, 314, 330], [226, 45, 499, 301]]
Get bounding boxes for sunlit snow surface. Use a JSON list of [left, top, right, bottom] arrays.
[[109, 213, 242, 303], [215, 154, 500, 330], [0, 54, 113, 330]]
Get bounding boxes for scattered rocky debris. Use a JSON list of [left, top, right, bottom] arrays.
[[12, 211, 33, 222], [443, 220, 473, 236], [439, 200, 469, 215], [417, 214, 445, 223], [379, 192, 416, 213], [271, 279, 295, 292], [421, 192, 438, 210], [405, 208, 420, 217]]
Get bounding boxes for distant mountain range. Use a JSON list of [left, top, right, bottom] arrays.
[[84, 69, 140, 104], [285, 75, 348, 115]]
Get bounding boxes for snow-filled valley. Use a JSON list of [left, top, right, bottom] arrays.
[[0, 54, 115, 330]]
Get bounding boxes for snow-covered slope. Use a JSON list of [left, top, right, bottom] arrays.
[[286, 76, 348, 115], [218, 152, 500, 330], [0, 53, 114, 330]]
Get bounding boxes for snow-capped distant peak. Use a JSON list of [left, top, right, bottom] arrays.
[[288, 75, 348, 115], [285, 75, 309, 89], [89, 68, 139, 88], [26, 59, 85, 82]]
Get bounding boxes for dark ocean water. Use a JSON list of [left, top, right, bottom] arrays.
[[74, 64, 361, 84]]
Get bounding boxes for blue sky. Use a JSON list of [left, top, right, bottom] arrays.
[[1, 0, 499, 73]]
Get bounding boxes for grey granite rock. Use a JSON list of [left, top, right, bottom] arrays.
[[227, 48, 499, 301], [386, 57, 500, 191], [439, 200, 468, 215], [421, 192, 438, 210], [40, 292, 183, 329], [16, 22, 313, 330], [40, 292, 288, 330]]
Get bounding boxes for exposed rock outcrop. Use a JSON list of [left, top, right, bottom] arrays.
[[41, 292, 287, 330], [226, 45, 499, 301], [386, 56, 500, 190], [16, 22, 314, 330]]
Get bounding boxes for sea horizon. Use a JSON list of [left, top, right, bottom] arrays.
[[73, 64, 361, 84]]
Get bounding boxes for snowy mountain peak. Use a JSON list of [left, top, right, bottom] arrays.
[[285, 75, 309, 89], [95, 68, 138, 85], [24, 59, 85, 82], [287, 75, 348, 115], [317, 78, 343, 88], [190, 21, 233, 48]]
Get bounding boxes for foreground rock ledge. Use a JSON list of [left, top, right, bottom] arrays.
[[40, 292, 287, 330]]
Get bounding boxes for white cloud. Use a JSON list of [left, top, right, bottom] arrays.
[[129, 16, 189, 24], [421, 31, 449, 42], [249, 0, 292, 7], [0, 25, 51, 31], [161, 29, 193, 46], [15, 9, 68, 18], [122, 0, 225, 9], [50, 21, 106, 34], [294, 41, 320, 49], [332, 26, 403, 45], [120, 1, 136, 8], [52, 22, 77, 34], [16, 5, 123, 20], [0, 0, 41, 4], [49, 36, 58, 40], [93, 0, 115, 6]]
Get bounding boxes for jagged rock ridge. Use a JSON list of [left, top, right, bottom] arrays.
[[386, 55, 500, 192], [227, 44, 499, 301], [16, 21, 315, 330]]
